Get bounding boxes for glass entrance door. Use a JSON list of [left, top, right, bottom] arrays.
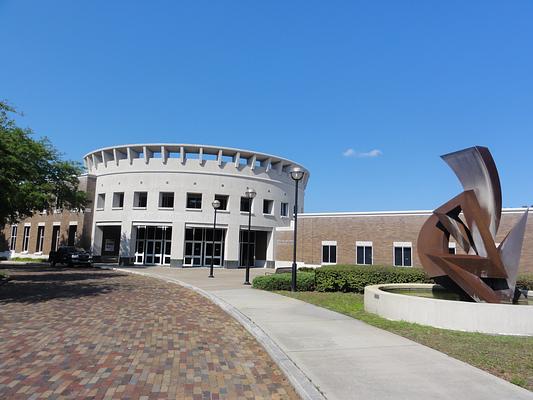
[[184, 227, 225, 267], [134, 226, 172, 265]]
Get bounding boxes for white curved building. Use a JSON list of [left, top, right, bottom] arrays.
[[83, 144, 309, 268]]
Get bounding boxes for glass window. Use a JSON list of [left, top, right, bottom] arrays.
[[97, 193, 105, 209], [22, 226, 31, 252], [9, 225, 17, 251], [159, 192, 174, 208], [356, 243, 372, 265], [280, 202, 289, 217], [240, 197, 252, 212], [36, 226, 45, 252], [322, 245, 337, 264], [187, 193, 202, 209], [112, 192, 124, 208], [263, 199, 273, 214], [214, 194, 229, 210], [134, 192, 148, 208], [394, 244, 412, 267], [68, 225, 77, 246]]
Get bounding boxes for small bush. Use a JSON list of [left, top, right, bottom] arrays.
[[517, 274, 533, 291], [315, 264, 432, 293], [298, 267, 316, 272], [253, 272, 315, 291]]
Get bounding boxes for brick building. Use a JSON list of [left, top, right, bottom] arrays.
[[274, 208, 533, 274], [1, 175, 96, 258]]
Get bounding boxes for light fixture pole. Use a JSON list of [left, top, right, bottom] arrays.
[[209, 199, 221, 278], [290, 167, 305, 292], [244, 188, 256, 285]]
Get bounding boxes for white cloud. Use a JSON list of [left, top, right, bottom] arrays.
[[342, 148, 383, 158], [342, 148, 356, 157]]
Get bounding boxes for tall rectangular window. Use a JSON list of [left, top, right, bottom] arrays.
[[113, 192, 124, 208], [393, 242, 412, 267], [9, 225, 17, 251], [280, 202, 289, 217], [263, 199, 273, 214], [240, 196, 252, 212], [51, 225, 60, 252], [96, 193, 106, 210], [159, 192, 175, 208], [134, 191, 148, 208], [68, 225, 77, 246], [322, 241, 337, 264], [186, 193, 202, 209], [36, 226, 45, 253], [356, 241, 372, 265], [22, 226, 31, 252], [214, 194, 228, 210]]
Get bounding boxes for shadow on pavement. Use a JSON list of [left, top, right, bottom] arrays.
[[0, 265, 130, 304]]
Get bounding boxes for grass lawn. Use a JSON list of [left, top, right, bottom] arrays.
[[7, 257, 47, 262], [277, 291, 533, 391]]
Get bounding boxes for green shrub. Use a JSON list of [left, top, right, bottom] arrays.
[[315, 264, 432, 293], [298, 267, 316, 273], [517, 274, 533, 291], [253, 272, 315, 291]]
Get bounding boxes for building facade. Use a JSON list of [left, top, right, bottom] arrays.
[[1, 174, 96, 258], [83, 144, 308, 267], [2, 143, 532, 275], [274, 208, 533, 274]]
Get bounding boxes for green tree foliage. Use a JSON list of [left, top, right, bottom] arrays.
[[0, 101, 88, 224]]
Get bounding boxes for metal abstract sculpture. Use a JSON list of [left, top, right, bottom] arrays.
[[418, 146, 528, 303]]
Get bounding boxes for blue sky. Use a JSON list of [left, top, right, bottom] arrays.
[[1, 1, 532, 212]]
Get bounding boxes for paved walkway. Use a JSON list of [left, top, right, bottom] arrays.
[[0, 265, 298, 400], [118, 266, 533, 400]]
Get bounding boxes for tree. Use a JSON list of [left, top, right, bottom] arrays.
[[0, 101, 88, 225]]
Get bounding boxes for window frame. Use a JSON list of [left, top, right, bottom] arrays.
[[159, 192, 175, 209], [321, 240, 337, 265], [214, 194, 229, 211], [96, 193, 106, 210], [240, 196, 253, 213], [186, 193, 202, 210], [112, 192, 125, 209], [280, 202, 289, 217], [393, 241, 413, 267], [133, 191, 148, 209], [22, 225, 31, 253], [355, 241, 373, 265], [263, 199, 274, 215]]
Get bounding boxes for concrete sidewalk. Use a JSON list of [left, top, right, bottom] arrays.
[[116, 266, 533, 400]]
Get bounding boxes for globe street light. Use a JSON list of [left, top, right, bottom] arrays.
[[243, 188, 256, 285], [290, 167, 305, 292], [209, 199, 221, 278]]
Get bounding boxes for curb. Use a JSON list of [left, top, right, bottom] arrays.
[[104, 266, 326, 400]]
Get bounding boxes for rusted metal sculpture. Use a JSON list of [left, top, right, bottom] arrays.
[[418, 146, 528, 303]]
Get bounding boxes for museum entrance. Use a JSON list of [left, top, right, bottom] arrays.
[[134, 226, 172, 265], [184, 227, 225, 267], [100, 226, 121, 258]]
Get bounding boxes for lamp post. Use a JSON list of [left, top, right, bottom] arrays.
[[290, 167, 305, 292], [209, 199, 221, 278], [243, 188, 256, 285]]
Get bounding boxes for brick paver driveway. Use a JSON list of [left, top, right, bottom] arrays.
[[0, 265, 299, 400]]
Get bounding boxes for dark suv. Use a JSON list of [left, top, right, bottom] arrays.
[[48, 246, 92, 267]]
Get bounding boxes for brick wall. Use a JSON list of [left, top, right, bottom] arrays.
[[275, 210, 533, 274], [1, 175, 96, 255]]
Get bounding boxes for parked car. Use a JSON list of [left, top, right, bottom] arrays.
[[48, 246, 92, 267]]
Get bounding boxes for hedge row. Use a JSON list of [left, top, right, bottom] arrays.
[[315, 264, 432, 293], [251, 266, 533, 294], [252, 272, 315, 291]]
